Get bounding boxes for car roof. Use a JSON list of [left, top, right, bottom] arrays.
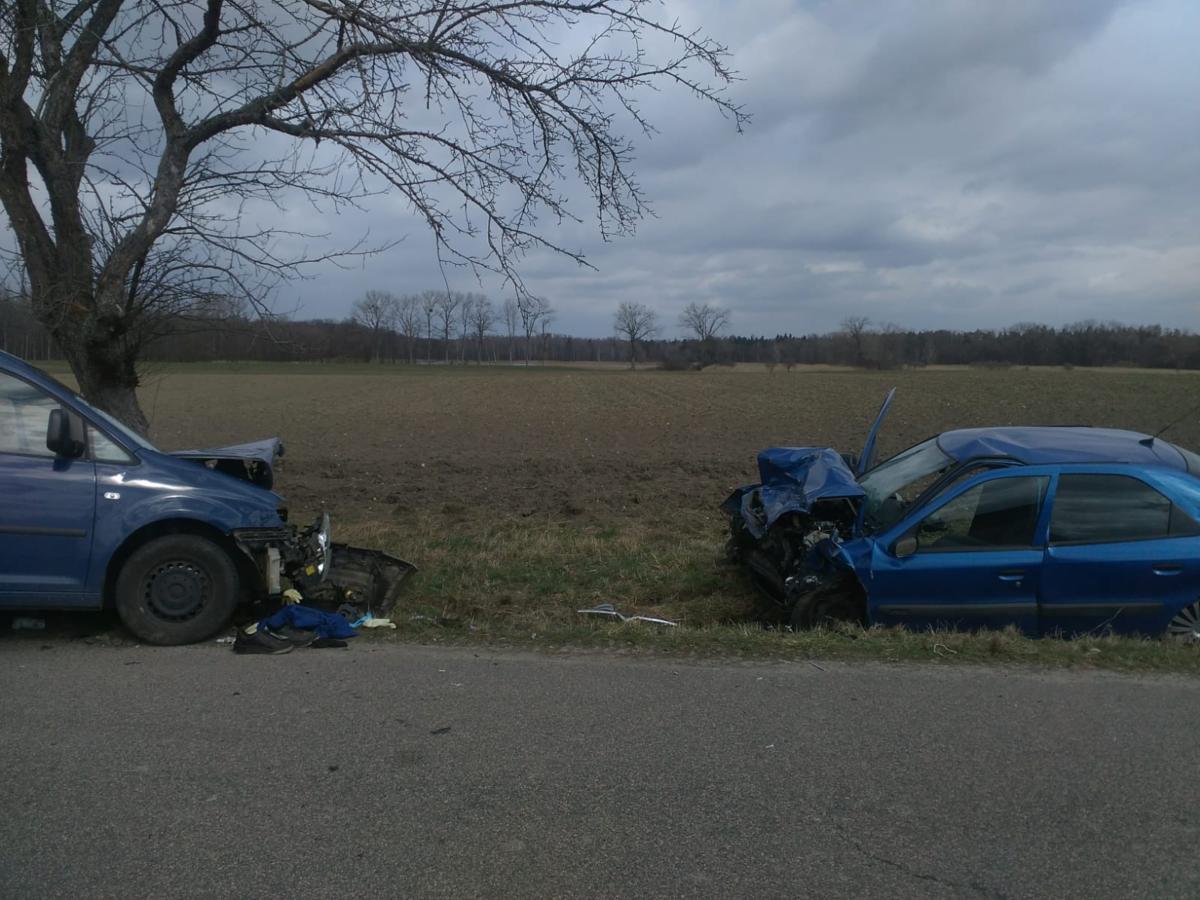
[[936, 426, 1187, 470], [0, 349, 38, 376]]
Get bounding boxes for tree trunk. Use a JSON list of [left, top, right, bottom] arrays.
[[58, 326, 149, 435]]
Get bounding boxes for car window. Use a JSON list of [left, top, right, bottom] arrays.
[[1050, 474, 1198, 544], [921, 464, 1003, 506], [89, 425, 135, 464], [0, 371, 60, 458], [860, 438, 956, 531], [915, 476, 1049, 552]]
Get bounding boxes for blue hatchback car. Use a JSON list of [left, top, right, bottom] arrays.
[[0, 351, 409, 644], [724, 391, 1200, 640]]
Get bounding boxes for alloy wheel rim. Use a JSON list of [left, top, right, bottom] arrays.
[[1167, 601, 1200, 641]]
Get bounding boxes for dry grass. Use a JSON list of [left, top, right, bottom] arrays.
[[38, 359, 1200, 669]]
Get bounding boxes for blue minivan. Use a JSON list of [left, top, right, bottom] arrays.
[[0, 350, 404, 644]]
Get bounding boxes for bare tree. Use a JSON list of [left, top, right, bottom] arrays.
[[517, 296, 552, 366], [0, 2, 743, 432], [420, 291, 441, 363], [435, 293, 461, 363], [502, 298, 520, 363], [469, 297, 496, 364], [840, 316, 872, 367], [395, 295, 423, 364], [614, 302, 658, 368], [352, 291, 397, 362], [457, 294, 475, 363], [539, 307, 556, 365], [679, 302, 731, 341]]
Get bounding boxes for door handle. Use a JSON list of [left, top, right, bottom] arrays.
[[1152, 564, 1183, 576], [997, 570, 1025, 582]]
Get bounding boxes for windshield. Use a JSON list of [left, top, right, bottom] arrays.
[[28, 361, 158, 453], [85, 403, 158, 452], [859, 437, 955, 531]]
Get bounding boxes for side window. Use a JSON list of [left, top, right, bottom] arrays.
[[916, 476, 1049, 552], [89, 425, 135, 465], [923, 464, 1002, 506], [0, 372, 59, 458], [1050, 474, 1196, 544]]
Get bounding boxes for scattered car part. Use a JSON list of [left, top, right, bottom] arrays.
[[577, 603, 679, 626]]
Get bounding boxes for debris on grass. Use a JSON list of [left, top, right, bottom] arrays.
[[577, 603, 678, 627]]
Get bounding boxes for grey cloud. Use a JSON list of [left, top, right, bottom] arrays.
[[256, 0, 1200, 337]]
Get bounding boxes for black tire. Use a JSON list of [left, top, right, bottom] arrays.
[[790, 579, 866, 631], [114, 534, 239, 645]]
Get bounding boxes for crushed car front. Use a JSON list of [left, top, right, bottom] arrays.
[[722, 389, 961, 618]]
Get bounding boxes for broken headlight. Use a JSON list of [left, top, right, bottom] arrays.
[[315, 511, 332, 578]]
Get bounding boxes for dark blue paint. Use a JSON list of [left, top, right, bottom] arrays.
[[0, 351, 286, 610]]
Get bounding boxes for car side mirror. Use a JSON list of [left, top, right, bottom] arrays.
[[46, 408, 86, 458], [894, 532, 918, 558]]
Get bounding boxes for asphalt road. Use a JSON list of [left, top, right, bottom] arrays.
[[1, 639, 1197, 899]]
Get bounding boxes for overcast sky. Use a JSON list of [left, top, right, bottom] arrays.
[[279, 0, 1199, 338]]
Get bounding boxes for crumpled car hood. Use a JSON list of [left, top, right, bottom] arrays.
[[170, 438, 284, 490], [723, 446, 864, 539]]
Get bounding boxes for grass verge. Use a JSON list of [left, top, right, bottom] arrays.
[[360, 618, 1200, 675], [335, 514, 1200, 674]]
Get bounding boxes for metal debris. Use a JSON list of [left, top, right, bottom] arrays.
[[576, 603, 678, 627]]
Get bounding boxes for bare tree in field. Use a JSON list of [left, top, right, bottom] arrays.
[[435, 293, 461, 363], [840, 316, 872, 367], [679, 302, 731, 341], [502, 298, 520, 363], [679, 300, 730, 366], [0, 2, 743, 432], [539, 307, 555, 365], [517, 296, 552, 367], [469, 297, 496, 364], [614, 302, 658, 368], [352, 291, 397, 362], [455, 295, 472, 363], [420, 291, 441, 363], [395, 295, 423, 364]]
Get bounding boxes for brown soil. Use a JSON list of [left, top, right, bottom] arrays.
[[139, 364, 1200, 528]]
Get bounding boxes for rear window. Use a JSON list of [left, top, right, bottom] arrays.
[[1050, 474, 1200, 544]]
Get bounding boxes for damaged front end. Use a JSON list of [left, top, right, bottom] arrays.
[[723, 390, 894, 626], [723, 448, 864, 622], [173, 438, 415, 620], [233, 512, 416, 620]]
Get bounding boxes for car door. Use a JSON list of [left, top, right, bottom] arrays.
[[1039, 472, 1200, 636], [0, 371, 98, 605], [869, 473, 1050, 634]]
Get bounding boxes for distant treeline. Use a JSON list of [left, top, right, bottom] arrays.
[[2, 293, 1197, 370]]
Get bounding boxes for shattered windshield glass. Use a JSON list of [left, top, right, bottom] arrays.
[[859, 437, 955, 531]]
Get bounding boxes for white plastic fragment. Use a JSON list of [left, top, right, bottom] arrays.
[[576, 603, 678, 627]]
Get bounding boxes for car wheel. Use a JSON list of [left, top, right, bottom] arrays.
[[114, 534, 239, 645], [790, 578, 866, 630], [1166, 601, 1200, 642]]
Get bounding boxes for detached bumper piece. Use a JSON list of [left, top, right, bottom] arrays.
[[295, 545, 417, 621]]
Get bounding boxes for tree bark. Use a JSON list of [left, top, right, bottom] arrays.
[[57, 314, 148, 435]]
